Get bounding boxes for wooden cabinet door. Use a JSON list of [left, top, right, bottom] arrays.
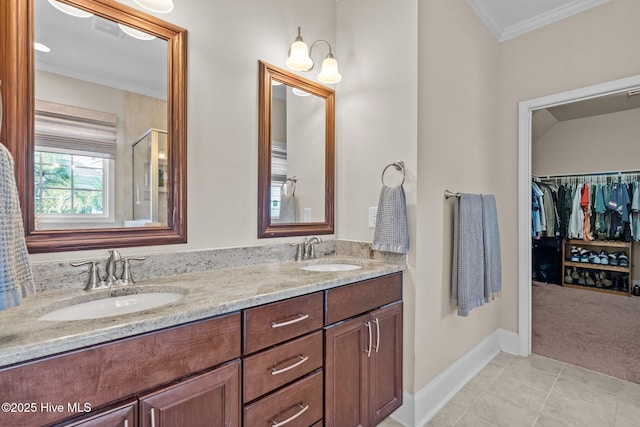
[[61, 401, 137, 427], [369, 302, 403, 426], [140, 360, 240, 427], [324, 314, 370, 427]]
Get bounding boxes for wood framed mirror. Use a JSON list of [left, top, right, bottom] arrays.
[[1, 0, 187, 253], [258, 61, 335, 238]]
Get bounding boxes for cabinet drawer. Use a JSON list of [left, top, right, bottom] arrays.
[[326, 272, 402, 324], [243, 292, 323, 354], [244, 331, 323, 403], [243, 370, 323, 427]]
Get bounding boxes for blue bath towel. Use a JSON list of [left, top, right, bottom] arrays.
[[452, 194, 485, 316], [0, 144, 35, 311]]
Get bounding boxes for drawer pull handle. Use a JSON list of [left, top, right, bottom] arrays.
[[374, 317, 380, 352], [124, 421, 128, 427], [271, 403, 309, 427], [271, 355, 309, 375], [150, 408, 156, 427], [365, 321, 372, 357], [271, 313, 309, 328]]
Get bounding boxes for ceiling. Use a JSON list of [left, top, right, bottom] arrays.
[[465, 0, 610, 42], [35, 0, 167, 99]]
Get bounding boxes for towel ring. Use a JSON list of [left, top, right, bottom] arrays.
[[381, 161, 405, 186], [281, 176, 297, 196]]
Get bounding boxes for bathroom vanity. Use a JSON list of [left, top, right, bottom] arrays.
[[0, 257, 403, 426]]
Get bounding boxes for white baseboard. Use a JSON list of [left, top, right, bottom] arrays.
[[390, 328, 518, 427]]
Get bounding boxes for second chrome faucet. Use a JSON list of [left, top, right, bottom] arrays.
[[292, 237, 322, 261]]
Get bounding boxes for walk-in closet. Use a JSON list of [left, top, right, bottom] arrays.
[[531, 90, 640, 384]]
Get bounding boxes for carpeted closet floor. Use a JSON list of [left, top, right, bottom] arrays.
[[532, 281, 640, 384]]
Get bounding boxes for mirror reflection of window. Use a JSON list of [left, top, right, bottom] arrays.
[[34, 0, 168, 230], [33, 101, 116, 229]]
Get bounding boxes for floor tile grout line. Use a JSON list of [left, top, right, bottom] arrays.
[[535, 361, 565, 423], [452, 356, 512, 427]]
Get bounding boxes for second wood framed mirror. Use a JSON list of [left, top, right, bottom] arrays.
[[257, 61, 335, 238]]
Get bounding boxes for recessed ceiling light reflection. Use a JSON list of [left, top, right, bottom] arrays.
[[292, 88, 311, 97], [34, 42, 51, 53], [134, 0, 174, 13], [48, 0, 93, 18], [118, 24, 156, 41]]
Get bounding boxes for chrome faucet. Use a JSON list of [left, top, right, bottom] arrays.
[[304, 236, 322, 260], [103, 249, 122, 287], [292, 238, 307, 262]]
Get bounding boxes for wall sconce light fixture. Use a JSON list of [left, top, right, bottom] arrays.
[[286, 27, 342, 84]]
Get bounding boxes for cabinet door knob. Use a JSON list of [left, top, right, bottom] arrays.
[[271, 403, 309, 427]]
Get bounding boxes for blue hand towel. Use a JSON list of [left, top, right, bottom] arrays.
[[372, 185, 409, 254], [0, 144, 35, 311]]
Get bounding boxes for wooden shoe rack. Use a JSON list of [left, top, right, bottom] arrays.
[[562, 239, 633, 296]]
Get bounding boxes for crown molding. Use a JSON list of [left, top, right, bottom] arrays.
[[466, 0, 610, 42]]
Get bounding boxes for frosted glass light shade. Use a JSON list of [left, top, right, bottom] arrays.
[[119, 24, 156, 41], [48, 0, 93, 18], [286, 41, 313, 71], [134, 0, 174, 13], [317, 57, 342, 84]]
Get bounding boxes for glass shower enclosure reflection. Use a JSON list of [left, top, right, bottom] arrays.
[[131, 129, 168, 226]]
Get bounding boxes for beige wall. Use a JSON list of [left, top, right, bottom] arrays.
[[497, 0, 640, 333], [533, 108, 640, 176], [29, 0, 337, 262], [336, 0, 418, 392], [415, 0, 502, 391], [28, 0, 640, 413]]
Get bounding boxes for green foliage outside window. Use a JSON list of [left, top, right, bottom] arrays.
[[34, 151, 105, 215]]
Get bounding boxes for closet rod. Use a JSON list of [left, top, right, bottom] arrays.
[[536, 168, 640, 180]]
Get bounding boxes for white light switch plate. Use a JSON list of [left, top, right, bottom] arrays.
[[368, 207, 377, 229]]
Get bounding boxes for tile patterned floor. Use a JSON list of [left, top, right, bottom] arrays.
[[384, 352, 640, 427]]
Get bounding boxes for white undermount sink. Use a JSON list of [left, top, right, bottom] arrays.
[[38, 292, 185, 321], [301, 263, 363, 272]]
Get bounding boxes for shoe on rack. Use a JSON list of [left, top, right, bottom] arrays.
[[571, 267, 580, 280], [578, 272, 586, 285], [598, 250, 609, 265], [618, 252, 629, 268], [570, 246, 580, 262], [595, 272, 603, 288], [585, 273, 595, 286], [588, 251, 601, 264], [622, 276, 630, 292], [565, 268, 573, 284], [608, 252, 619, 266], [580, 250, 590, 263]]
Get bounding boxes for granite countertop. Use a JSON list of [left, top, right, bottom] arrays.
[[0, 255, 403, 368]]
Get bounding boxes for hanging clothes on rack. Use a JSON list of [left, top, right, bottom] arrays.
[[533, 170, 640, 243]]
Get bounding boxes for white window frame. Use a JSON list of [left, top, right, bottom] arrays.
[[35, 147, 116, 225]]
